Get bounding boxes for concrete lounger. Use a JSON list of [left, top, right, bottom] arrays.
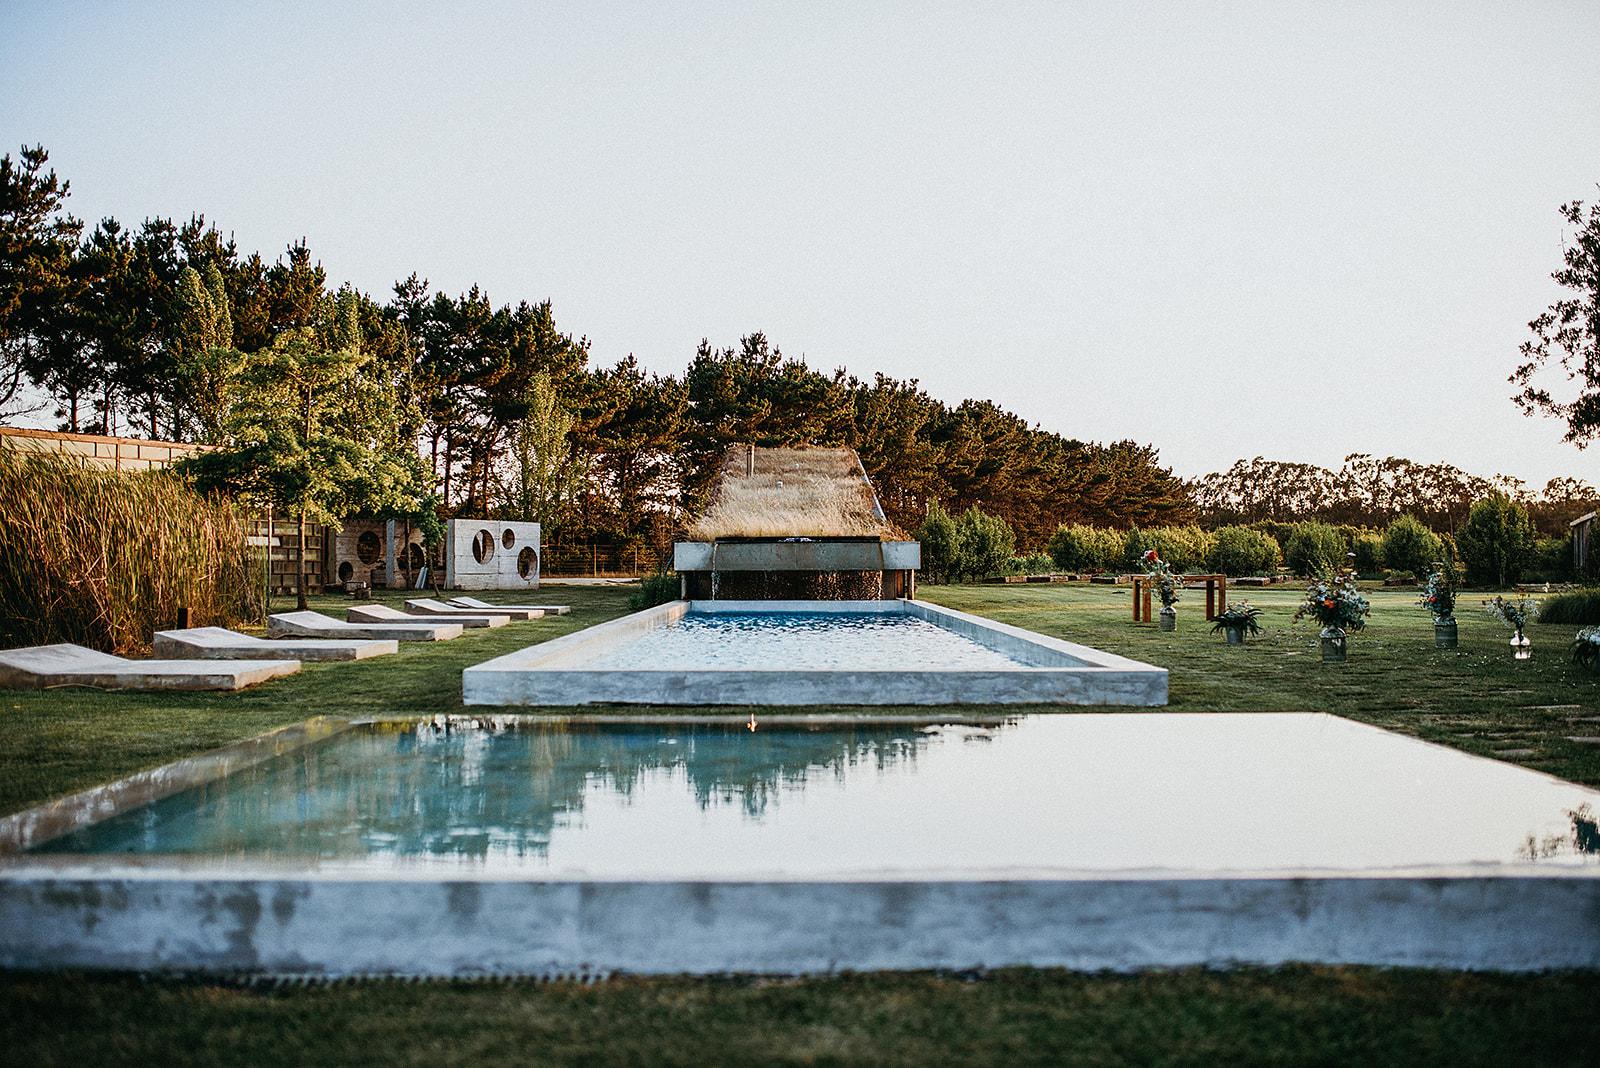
[[349, 603, 508, 629], [153, 627, 398, 662], [449, 597, 571, 616], [269, 610, 465, 642], [0, 643, 298, 692], [404, 598, 541, 621]]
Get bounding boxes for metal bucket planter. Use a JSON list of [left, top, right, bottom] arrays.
[[1320, 626, 1347, 664], [1434, 618, 1458, 649], [1224, 625, 1246, 646], [1159, 606, 1177, 632], [1511, 630, 1532, 661]]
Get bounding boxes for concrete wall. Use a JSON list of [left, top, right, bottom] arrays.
[[444, 519, 540, 590], [327, 520, 428, 590], [0, 426, 207, 471], [4, 868, 1597, 976]]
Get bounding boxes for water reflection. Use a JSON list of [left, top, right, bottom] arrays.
[[33, 721, 942, 862], [1518, 804, 1600, 861]]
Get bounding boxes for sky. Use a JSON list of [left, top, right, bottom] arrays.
[[2, 1, 1598, 487]]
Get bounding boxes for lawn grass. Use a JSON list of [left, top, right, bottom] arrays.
[[4, 579, 1600, 1064], [5, 966, 1599, 1068]]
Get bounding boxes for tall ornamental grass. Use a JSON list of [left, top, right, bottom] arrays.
[[0, 451, 264, 654]]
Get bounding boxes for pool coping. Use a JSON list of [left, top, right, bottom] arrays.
[[461, 599, 1170, 706], [6, 712, 1600, 976]]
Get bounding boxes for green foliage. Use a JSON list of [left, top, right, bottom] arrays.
[[0, 451, 261, 653], [1207, 526, 1281, 576], [1046, 523, 1124, 573], [1210, 602, 1264, 637], [914, 500, 960, 583], [1538, 590, 1600, 626], [1574, 626, 1600, 671], [1457, 493, 1538, 587], [494, 371, 586, 535], [1005, 552, 1055, 576], [956, 506, 1015, 580], [629, 572, 680, 610], [1122, 525, 1215, 573], [914, 501, 1014, 582], [1283, 521, 1348, 577], [1351, 532, 1385, 575], [1530, 536, 1574, 582], [1379, 515, 1445, 580], [1512, 197, 1600, 446]]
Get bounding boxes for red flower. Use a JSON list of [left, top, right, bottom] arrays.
[[1322, 598, 1335, 610], [1142, 549, 1159, 563]]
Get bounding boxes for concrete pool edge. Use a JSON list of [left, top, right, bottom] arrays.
[[4, 870, 1599, 975], [5, 712, 1600, 976], [461, 599, 1169, 706]]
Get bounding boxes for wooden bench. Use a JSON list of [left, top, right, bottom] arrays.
[[1132, 573, 1227, 622]]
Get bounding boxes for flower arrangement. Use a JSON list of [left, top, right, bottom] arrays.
[[1418, 562, 1458, 621], [1210, 602, 1263, 638], [1484, 596, 1538, 634], [1293, 571, 1370, 632], [1573, 626, 1600, 672], [1141, 548, 1182, 608]]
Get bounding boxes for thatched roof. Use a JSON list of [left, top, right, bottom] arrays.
[[689, 446, 900, 540]]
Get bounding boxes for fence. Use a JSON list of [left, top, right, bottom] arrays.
[[246, 518, 329, 596], [540, 541, 675, 577]]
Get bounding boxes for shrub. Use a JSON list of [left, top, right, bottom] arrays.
[[1283, 521, 1347, 577], [1530, 536, 1574, 582], [956, 506, 1015, 580], [1248, 520, 1297, 551], [1457, 493, 1537, 587], [0, 451, 262, 654], [1207, 526, 1281, 576], [1351, 532, 1385, 576], [1005, 552, 1055, 576], [1537, 589, 1600, 625], [1046, 524, 1124, 573], [915, 501, 960, 583], [1124, 525, 1215, 573], [629, 571, 680, 610], [1380, 515, 1446, 580]]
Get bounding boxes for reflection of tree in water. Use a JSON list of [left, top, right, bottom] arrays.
[[1516, 804, 1600, 862]]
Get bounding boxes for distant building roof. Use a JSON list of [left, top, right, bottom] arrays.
[[1572, 511, 1597, 528], [688, 445, 901, 540]]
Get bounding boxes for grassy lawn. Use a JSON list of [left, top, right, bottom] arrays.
[[3, 579, 1599, 1064]]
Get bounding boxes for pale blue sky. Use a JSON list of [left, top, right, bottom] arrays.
[[3, 1, 1597, 485]]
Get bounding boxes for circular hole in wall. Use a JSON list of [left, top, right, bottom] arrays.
[[407, 543, 425, 571], [356, 530, 381, 565], [517, 546, 538, 579], [337, 561, 354, 583], [502, 529, 515, 549], [472, 529, 496, 565]]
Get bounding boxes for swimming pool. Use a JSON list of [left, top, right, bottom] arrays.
[[463, 599, 1168, 705]]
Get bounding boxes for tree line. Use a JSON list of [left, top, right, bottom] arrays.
[[2, 144, 1596, 563]]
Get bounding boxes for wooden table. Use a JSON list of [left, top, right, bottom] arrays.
[[1132, 573, 1227, 622]]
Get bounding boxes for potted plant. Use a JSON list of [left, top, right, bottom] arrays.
[[1485, 596, 1538, 660], [1294, 568, 1370, 663], [1140, 548, 1182, 631], [1418, 560, 1459, 648], [1210, 602, 1263, 645], [1573, 626, 1600, 673]]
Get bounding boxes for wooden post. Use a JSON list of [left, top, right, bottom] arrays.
[[1218, 575, 1227, 616], [1142, 586, 1152, 623], [1206, 579, 1215, 621], [1132, 577, 1142, 620]]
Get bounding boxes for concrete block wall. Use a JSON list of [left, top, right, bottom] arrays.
[[444, 519, 540, 590]]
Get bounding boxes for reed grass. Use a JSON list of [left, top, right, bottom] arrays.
[[0, 451, 263, 654]]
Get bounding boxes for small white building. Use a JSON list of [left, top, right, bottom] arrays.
[[444, 519, 541, 590]]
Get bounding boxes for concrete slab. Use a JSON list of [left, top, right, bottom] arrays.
[[404, 597, 541, 621], [463, 599, 1167, 707], [0, 643, 298, 692], [449, 597, 570, 616], [268, 610, 464, 642], [348, 604, 508, 629], [153, 627, 398, 662]]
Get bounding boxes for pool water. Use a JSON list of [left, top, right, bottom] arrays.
[[33, 714, 1600, 876], [582, 612, 1030, 671]]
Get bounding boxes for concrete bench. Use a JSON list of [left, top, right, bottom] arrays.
[[448, 597, 571, 616], [0, 643, 298, 692], [154, 627, 397, 662], [349, 603, 508, 629], [403, 598, 541, 621], [269, 610, 464, 642]]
